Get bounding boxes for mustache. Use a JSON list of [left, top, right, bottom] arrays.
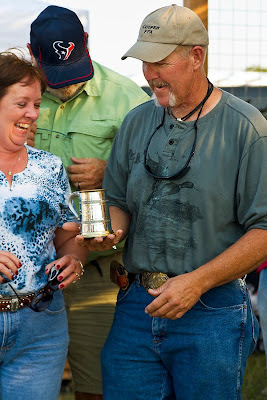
[[148, 79, 170, 89]]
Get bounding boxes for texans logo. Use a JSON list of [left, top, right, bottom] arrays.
[[53, 41, 75, 60]]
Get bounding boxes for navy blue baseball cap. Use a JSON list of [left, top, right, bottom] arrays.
[[30, 5, 94, 88]]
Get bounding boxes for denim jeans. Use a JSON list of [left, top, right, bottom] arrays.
[[0, 290, 69, 400], [101, 278, 258, 400], [257, 268, 267, 363]]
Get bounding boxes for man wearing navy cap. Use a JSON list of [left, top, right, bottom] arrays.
[[27, 5, 149, 400]]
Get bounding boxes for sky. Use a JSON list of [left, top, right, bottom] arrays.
[[0, 0, 266, 86], [0, 0, 181, 86]]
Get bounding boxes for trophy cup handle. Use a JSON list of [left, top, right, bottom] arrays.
[[68, 192, 80, 219]]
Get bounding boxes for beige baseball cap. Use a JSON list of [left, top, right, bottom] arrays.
[[122, 4, 209, 62]]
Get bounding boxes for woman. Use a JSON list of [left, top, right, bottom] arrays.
[[0, 51, 88, 400]]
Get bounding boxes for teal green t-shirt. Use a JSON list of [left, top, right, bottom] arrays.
[[103, 91, 267, 274]]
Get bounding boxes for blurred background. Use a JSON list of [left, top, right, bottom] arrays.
[[0, 0, 266, 120], [1, 0, 266, 398]]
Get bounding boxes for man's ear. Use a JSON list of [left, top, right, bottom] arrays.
[[84, 32, 91, 52], [191, 46, 205, 71], [27, 43, 35, 63]]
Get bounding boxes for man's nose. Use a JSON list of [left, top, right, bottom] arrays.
[[143, 62, 159, 81]]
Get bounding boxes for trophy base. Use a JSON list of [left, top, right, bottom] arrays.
[[81, 231, 110, 238]]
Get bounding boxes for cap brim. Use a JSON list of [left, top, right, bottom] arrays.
[[122, 41, 177, 62], [39, 50, 94, 89]]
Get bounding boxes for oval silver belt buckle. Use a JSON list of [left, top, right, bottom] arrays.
[[142, 272, 169, 291]]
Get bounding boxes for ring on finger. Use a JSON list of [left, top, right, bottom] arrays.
[[75, 272, 80, 278], [75, 258, 84, 276]]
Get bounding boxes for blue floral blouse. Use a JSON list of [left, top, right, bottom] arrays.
[[0, 146, 76, 296]]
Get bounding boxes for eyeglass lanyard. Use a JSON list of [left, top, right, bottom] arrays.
[[144, 79, 214, 180], [168, 78, 213, 122]]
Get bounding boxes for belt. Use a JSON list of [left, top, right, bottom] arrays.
[[0, 293, 35, 312], [128, 272, 174, 291]]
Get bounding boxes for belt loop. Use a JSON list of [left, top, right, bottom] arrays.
[[135, 274, 142, 286], [10, 298, 19, 312]]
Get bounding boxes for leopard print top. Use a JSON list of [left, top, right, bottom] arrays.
[[0, 146, 76, 295]]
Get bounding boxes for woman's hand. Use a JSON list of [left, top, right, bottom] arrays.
[[45, 254, 84, 290], [0, 251, 22, 283]]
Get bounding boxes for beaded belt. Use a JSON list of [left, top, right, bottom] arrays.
[[0, 293, 35, 312]]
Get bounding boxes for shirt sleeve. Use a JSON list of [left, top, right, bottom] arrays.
[[237, 134, 267, 231], [103, 118, 132, 215]]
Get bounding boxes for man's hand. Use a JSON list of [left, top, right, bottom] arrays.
[[145, 272, 203, 320], [68, 157, 107, 190], [63, 222, 123, 251], [26, 122, 37, 147]]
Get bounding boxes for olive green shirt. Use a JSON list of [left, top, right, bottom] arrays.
[[35, 60, 149, 168], [35, 60, 149, 261]]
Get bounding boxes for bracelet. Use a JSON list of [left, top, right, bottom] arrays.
[[73, 256, 85, 276]]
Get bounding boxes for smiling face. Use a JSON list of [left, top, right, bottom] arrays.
[[142, 47, 196, 110], [0, 78, 42, 151]]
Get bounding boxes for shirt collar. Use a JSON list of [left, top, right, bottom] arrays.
[[82, 61, 101, 96], [43, 60, 101, 102]]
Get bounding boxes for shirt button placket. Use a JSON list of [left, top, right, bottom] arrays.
[[50, 104, 66, 154]]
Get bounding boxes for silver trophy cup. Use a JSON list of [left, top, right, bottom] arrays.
[[68, 189, 112, 238]]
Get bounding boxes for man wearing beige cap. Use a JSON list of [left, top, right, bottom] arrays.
[[65, 4, 267, 399]]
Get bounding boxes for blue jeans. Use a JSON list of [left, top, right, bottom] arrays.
[[257, 268, 267, 362], [0, 290, 69, 400], [102, 278, 258, 400]]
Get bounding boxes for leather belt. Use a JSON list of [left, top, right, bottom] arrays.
[[128, 272, 174, 291], [0, 293, 35, 312]]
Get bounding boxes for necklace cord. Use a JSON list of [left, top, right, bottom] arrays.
[[144, 79, 214, 180], [167, 78, 214, 122], [7, 149, 22, 176]]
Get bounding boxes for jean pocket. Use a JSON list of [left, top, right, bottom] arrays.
[[116, 282, 134, 304], [247, 292, 259, 345], [44, 290, 66, 315], [198, 280, 245, 311]]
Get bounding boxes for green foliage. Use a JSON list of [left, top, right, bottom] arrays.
[[245, 65, 267, 72], [58, 393, 74, 400], [242, 351, 267, 400]]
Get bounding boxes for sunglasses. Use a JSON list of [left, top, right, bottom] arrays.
[[9, 265, 62, 312], [144, 109, 197, 180], [144, 79, 213, 180]]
